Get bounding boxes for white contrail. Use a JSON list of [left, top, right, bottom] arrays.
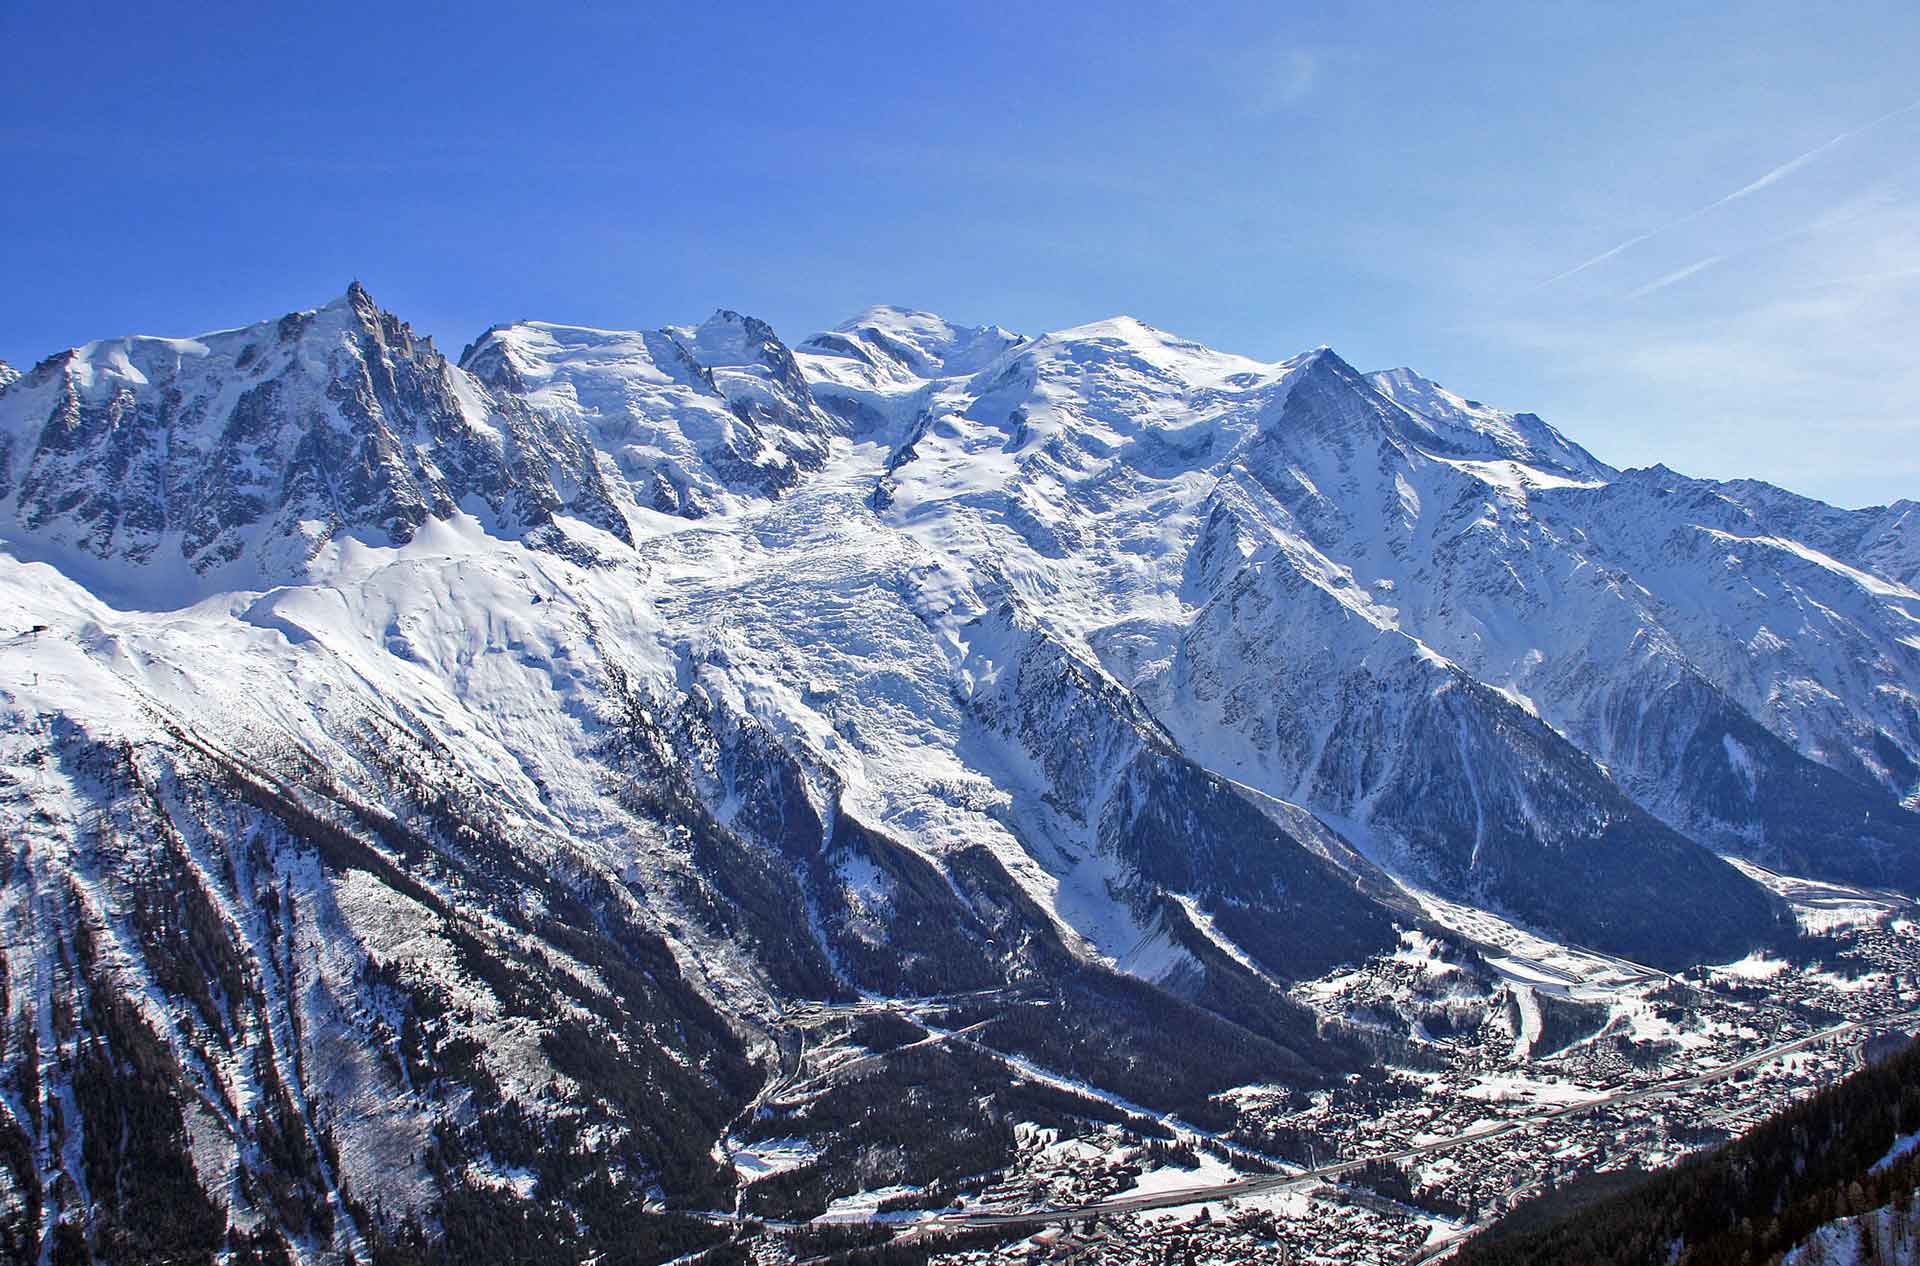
[[1626, 254, 1725, 299], [1541, 97, 1920, 287]]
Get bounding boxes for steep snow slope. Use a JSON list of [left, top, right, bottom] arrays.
[[1716, 477, 1920, 589], [1219, 360, 1920, 888], [1532, 469, 1920, 783], [814, 317, 1797, 951], [0, 544, 774, 1262], [1368, 365, 1615, 482], [822, 313, 1918, 896]]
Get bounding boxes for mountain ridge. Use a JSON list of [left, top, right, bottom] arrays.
[[0, 283, 1913, 1263], [6, 285, 1908, 912]]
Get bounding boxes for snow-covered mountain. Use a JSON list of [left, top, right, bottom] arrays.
[[0, 286, 1912, 1262]]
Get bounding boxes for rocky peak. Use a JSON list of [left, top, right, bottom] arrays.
[[1257, 344, 1423, 453], [0, 285, 543, 598], [455, 323, 528, 393], [670, 309, 841, 460]]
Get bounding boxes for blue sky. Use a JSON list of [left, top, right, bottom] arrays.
[[3, 2, 1916, 506]]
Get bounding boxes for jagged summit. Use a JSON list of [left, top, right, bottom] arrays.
[[1284, 342, 1370, 381], [0, 284, 554, 602]]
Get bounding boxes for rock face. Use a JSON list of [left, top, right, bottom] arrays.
[[0, 287, 1912, 1261]]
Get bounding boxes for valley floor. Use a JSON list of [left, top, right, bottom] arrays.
[[722, 871, 1919, 1265]]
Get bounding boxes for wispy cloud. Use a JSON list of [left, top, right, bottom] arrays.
[[1803, 264, 1920, 291], [1540, 97, 1920, 287], [1243, 47, 1319, 115], [1627, 254, 1725, 299], [1471, 190, 1920, 506]]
